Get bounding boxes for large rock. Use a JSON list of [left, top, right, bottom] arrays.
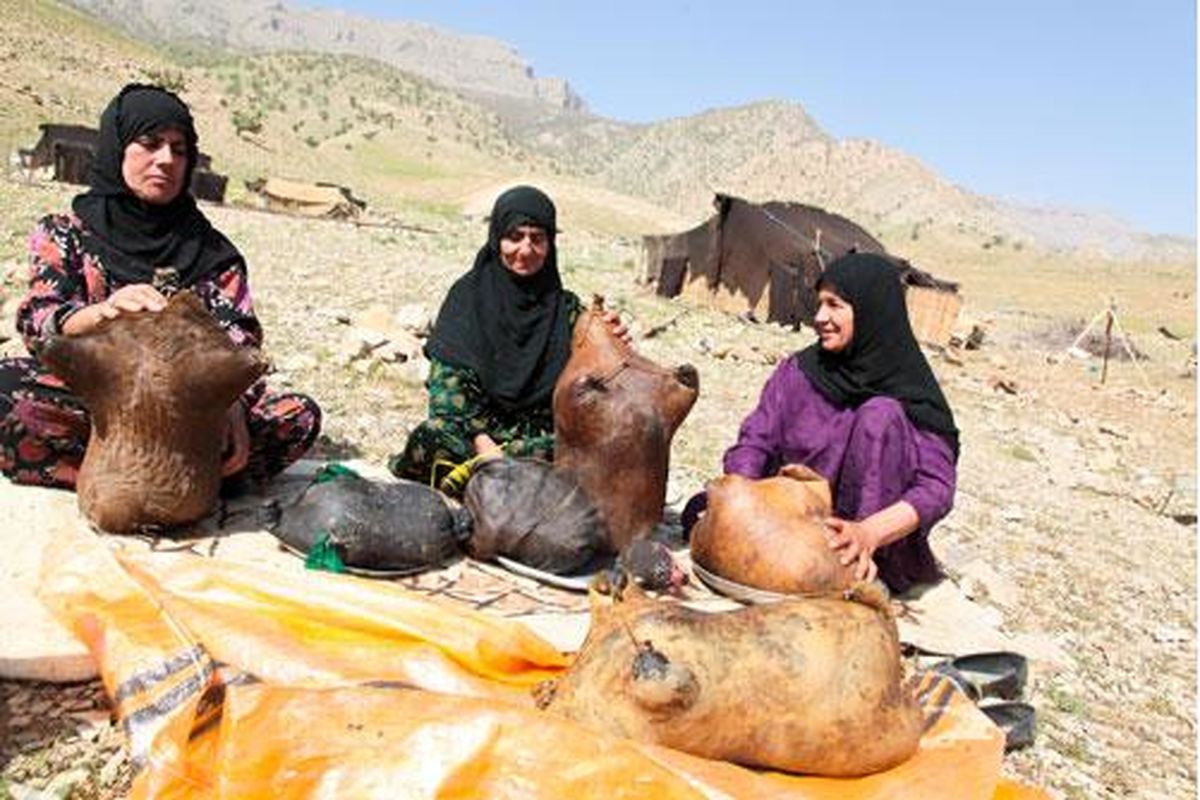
[[0, 480, 97, 682]]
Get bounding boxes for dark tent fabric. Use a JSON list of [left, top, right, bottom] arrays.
[[21, 123, 227, 201], [643, 194, 957, 331]]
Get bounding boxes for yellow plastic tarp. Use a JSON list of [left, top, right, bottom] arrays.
[[39, 527, 1048, 799]]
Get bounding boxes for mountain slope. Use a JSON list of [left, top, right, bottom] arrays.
[[0, 2, 693, 236], [506, 101, 1193, 261], [65, 0, 584, 111], [21, 0, 1200, 261], [0, 0, 167, 142]]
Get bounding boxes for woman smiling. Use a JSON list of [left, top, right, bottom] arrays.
[[687, 253, 959, 594]]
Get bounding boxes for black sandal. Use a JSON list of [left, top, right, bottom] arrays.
[[949, 651, 1028, 701], [980, 701, 1037, 751]]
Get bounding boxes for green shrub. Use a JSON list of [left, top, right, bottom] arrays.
[[141, 67, 187, 93], [232, 107, 265, 137]]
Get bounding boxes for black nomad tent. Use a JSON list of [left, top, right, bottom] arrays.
[[20, 124, 228, 203], [642, 193, 961, 344]]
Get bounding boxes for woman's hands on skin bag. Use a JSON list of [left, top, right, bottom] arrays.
[[220, 402, 251, 477], [824, 517, 880, 583], [103, 283, 168, 315], [602, 308, 633, 346], [824, 501, 920, 584], [472, 433, 504, 462], [64, 283, 168, 335]]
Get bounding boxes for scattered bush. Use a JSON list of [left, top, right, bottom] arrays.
[[141, 67, 187, 93], [232, 107, 265, 137]]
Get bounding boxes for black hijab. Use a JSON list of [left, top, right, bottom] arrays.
[[425, 185, 575, 412], [72, 83, 241, 288], [796, 253, 960, 457]]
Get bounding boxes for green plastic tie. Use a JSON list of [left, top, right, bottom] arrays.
[[305, 531, 346, 573], [314, 462, 362, 484]]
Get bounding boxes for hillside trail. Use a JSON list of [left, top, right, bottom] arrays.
[[0, 190, 1195, 799]]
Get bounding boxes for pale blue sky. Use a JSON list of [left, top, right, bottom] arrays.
[[326, 1, 1195, 237]]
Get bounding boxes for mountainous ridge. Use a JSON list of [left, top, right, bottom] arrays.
[[25, 0, 1198, 261], [66, 0, 585, 111]]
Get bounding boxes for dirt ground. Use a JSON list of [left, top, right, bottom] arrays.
[[0, 180, 1195, 799]]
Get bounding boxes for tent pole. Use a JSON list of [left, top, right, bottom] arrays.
[[1100, 302, 1115, 384], [1107, 305, 1155, 393]]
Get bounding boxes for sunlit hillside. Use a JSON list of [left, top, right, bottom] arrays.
[[0, 1, 689, 236], [1, 0, 1193, 260]]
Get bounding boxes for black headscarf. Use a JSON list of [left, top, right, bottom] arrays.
[[71, 83, 241, 288], [796, 253, 960, 457], [425, 185, 575, 411]]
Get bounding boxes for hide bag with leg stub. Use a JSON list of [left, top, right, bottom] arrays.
[[462, 457, 608, 576], [690, 463, 857, 595], [35, 291, 267, 534], [536, 583, 922, 777], [265, 470, 471, 575], [552, 296, 699, 553]]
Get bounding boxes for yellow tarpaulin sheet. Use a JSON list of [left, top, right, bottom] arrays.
[[39, 527, 1047, 799]]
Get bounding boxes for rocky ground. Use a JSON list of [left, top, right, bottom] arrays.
[[0, 179, 1195, 799]]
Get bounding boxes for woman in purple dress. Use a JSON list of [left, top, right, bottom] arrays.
[[688, 253, 959, 594]]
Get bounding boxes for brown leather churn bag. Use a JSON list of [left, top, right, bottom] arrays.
[[690, 463, 856, 595], [35, 291, 266, 533]]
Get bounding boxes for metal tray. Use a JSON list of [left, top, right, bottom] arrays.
[[691, 562, 796, 604], [495, 554, 614, 593]]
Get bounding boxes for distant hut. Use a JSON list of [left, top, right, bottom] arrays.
[[19, 123, 228, 202], [643, 193, 961, 346], [246, 178, 367, 219], [189, 153, 228, 204], [21, 124, 98, 184]]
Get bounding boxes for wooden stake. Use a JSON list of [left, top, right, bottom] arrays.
[[1100, 303, 1115, 384]]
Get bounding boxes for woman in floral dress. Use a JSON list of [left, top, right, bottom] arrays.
[[0, 83, 321, 492]]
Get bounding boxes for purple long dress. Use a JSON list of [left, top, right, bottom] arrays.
[[721, 358, 956, 594]]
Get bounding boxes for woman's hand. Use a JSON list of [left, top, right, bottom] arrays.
[[105, 283, 168, 315], [64, 283, 168, 335], [220, 402, 251, 477], [601, 309, 633, 346], [824, 516, 880, 583], [472, 433, 504, 461], [824, 501, 921, 585]]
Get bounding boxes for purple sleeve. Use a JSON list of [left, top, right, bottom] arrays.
[[901, 430, 957, 528], [722, 360, 791, 479]]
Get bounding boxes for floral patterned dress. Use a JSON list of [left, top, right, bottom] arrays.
[[389, 293, 581, 487], [0, 213, 321, 490]]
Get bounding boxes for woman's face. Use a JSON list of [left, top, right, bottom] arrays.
[[814, 287, 855, 353], [121, 127, 189, 204], [499, 224, 550, 277]]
